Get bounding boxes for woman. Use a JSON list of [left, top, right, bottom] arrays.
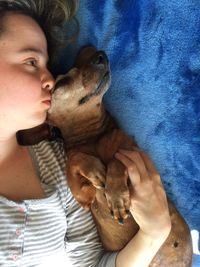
[[0, 0, 171, 266]]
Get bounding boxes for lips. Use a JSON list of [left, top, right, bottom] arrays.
[[42, 99, 51, 107]]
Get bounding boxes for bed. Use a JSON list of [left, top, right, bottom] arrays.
[[54, 1, 200, 265]]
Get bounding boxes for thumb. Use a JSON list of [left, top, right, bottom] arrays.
[[127, 163, 141, 188]]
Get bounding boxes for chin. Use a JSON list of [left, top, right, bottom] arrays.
[[22, 115, 46, 130]]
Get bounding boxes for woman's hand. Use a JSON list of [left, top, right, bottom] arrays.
[[115, 147, 171, 241]]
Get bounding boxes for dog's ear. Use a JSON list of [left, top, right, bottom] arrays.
[[74, 46, 97, 68]]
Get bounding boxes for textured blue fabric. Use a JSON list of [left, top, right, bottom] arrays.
[[55, 1, 200, 265]]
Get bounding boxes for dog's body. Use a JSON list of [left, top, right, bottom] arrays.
[[19, 47, 192, 266]]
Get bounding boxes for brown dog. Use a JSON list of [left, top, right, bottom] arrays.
[[19, 47, 193, 266]]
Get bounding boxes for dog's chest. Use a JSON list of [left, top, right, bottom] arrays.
[[96, 128, 134, 163]]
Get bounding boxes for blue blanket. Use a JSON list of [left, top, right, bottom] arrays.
[[55, 1, 200, 265]]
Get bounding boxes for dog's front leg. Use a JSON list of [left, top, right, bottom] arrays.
[[66, 151, 106, 209], [105, 158, 130, 224]]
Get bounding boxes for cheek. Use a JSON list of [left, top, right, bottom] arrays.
[[1, 74, 42, 107]]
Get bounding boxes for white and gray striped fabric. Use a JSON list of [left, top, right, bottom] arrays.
[[0, 140, 117, 267]]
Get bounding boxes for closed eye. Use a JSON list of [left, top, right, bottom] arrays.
[[54, 76, 73, 91]]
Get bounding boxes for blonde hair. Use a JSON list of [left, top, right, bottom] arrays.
[[0, 0, 79, 63]]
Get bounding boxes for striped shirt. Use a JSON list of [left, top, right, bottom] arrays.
[[0, 140, 117, 267]]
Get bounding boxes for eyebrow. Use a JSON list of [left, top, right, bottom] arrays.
[[18, 47, 49, 62]]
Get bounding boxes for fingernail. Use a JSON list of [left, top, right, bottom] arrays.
[[118, 217, 124, 225]]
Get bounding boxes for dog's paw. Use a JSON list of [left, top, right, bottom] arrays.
[[69, 152, 106, 189], [105, 159, 131, 224], [105, 183, 131, 224], [82, 159, 106, 189]]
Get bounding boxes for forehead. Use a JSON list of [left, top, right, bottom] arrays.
[[0, 13, 48, 59]]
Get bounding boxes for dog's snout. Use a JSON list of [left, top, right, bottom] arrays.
[[91, 51, 108, 66]]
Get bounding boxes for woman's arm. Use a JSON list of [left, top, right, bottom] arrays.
[[115, 148, 171, 267], [116, 229, 169, 267]]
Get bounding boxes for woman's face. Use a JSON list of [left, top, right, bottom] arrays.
[[0, 13, 55, 132]]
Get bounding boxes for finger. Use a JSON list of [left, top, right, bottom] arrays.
[[132, 147, 161, 181], [139, 151, 157, 173], [138, 151, 162, 183], [117, 149, 149, 182], [115, 152, 141, 185]]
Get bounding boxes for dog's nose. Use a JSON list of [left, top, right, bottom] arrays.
[[91, 51, 108, 66]]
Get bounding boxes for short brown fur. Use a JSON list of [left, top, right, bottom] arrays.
[[21, 46, 193, 266]]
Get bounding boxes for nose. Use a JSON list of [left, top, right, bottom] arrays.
[[41, 69, 55, 91], [91, 51, 108, 66]]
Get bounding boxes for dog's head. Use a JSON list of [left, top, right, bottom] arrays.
[[47, 46, 111, 127]]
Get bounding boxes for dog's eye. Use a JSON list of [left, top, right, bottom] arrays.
[[55, 76, 73, 90]]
